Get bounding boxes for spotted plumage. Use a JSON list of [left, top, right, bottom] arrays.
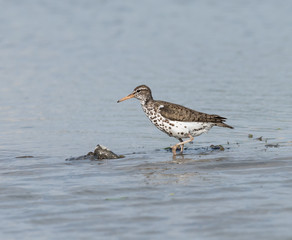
[[117, 85, 233, 155]]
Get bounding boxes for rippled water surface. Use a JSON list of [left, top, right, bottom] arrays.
[[1, 0, 292, 239]]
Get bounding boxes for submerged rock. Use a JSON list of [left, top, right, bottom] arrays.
[[66, 145, 124, 161], [210, 145, 225, 151], [90, 145, 124, 159]]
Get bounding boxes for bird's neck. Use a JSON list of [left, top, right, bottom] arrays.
[[140, 98, 153, 107]]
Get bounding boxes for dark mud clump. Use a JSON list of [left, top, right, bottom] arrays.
[[15, 156, 34, 158], [66, 145, 124, 161], [265, 143, 279, 148], [164, 144, 226, 152]]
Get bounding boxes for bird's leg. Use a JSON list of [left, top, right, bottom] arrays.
[[179, 138, 184, 153], [171, 134, 194, 156]]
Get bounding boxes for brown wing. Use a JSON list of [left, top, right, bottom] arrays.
[[156, 100, 233, 128]]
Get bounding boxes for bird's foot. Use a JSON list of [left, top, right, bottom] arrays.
[[171, 144, 185, 156], [180, 144, 184, 153], [171, 145, 178, 156]]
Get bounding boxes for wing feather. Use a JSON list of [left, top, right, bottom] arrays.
[[155, 100, 229, 124]]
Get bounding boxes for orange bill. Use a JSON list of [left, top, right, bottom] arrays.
[[117, 93, 135, 103]]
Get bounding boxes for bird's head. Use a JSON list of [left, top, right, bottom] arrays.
[[117, 85, 153, 104]]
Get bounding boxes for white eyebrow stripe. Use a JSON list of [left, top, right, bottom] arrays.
[[136, 88, 148, 91]]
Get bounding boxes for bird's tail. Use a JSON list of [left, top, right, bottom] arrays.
[[215, 122, 234, 129]]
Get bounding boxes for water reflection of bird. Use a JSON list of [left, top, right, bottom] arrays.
[[118, 85, 233, 156]]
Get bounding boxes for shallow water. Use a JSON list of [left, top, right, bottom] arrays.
[[0, 0, 292, 239]]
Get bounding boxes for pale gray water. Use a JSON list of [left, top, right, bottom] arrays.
[[0, 0, 292, 239]]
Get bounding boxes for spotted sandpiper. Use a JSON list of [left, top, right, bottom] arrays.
[[117, 85, 233, 155]]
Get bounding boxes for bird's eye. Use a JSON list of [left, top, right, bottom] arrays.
[[136, 90, 141, 93]]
